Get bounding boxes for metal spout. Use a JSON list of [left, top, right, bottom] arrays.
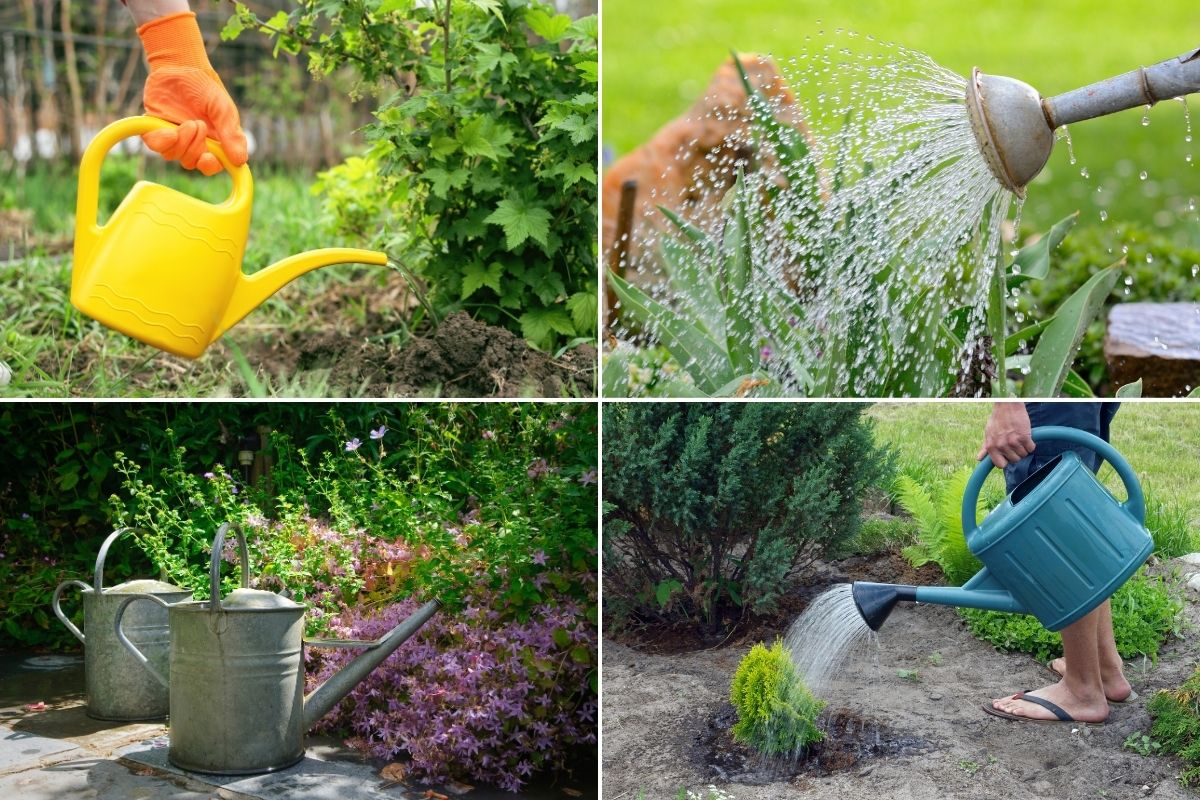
[[301, 599, 441, 731], [967, 46, 1200, 195]]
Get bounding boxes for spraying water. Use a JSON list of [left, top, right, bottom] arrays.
[[781, 584, 876, 696], [617, 33, 1015, 396]]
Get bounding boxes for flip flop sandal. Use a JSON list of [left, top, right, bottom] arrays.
[[1045, 661, 1138, 704], [981, 690, 1098, 724]]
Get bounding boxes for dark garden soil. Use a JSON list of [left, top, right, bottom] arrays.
[[602, 552, 1200, 800], [259, 311, 596, 398]]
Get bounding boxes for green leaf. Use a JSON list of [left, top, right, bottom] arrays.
[[468, 0, 505, 26], [566, 291, 598, 333], [1008, 212, 1079, 289], [519, 307, 575, 346], [1005, 317, 1056, 356], [525, 9, 571, 42], [569, 645, 592, 664], [460, 261, 505, 300], [424, 167, 469, 199], [485, 196, 552, 250], [655, 579, 682, 608], [1188, 386, 1200, 399], [721, 172, 759, 376], [567, 15, 598, 41], [1115, 378, 1144, 398], [1021, 262, 1122, 397], [1059, 369, 1096, 398], [546, 160, 597, 187], [607, 271, 733, 394], [220, 7, 247, 41], [552, 628, 572, 648]]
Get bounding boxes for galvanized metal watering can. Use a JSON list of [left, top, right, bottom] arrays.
[[115, 522, 440, 775], [967, 45, 1200, 195], [853, 426, 1153, 632], [72, 116, 389, 359], [51, 527, 192, 721]]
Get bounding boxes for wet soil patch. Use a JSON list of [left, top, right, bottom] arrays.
[[697, 705, 936, 785]]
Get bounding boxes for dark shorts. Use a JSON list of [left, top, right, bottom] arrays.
[[1003, 402, 1120, 493]]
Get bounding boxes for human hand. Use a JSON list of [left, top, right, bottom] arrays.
[[136, 11, 247, 176], [978, 402, 1035, 468]]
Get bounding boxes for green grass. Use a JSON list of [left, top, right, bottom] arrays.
[[869, 402, 1200, 540], [0, 157, 405, 397], [602, 0, 1200, 243]]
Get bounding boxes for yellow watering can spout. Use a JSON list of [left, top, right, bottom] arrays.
[[72, 116, 389, 359], [216, 248, 389, 339]]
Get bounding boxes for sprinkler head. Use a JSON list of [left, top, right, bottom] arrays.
[[965, 68, 1055, 198], [851, 581, 917, 631]]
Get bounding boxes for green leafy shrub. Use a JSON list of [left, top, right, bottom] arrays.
[[730, 640, 824, 756], [603, 403, 892, 626], [1148, 666, 1200, 788], [225, 1, 598, 350], [1016, 222, 1200, 389], [960, 571, 1182, 662]]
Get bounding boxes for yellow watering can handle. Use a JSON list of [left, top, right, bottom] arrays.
[[75, 116, 252, 258]]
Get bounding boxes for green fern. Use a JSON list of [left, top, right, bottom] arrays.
[[895, 468, 984, 585]]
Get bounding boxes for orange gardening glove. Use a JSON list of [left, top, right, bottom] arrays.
[[137, 11, 248, 176]]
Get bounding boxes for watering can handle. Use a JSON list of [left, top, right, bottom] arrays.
[[209, 522, 250, 612], [963, 425, 1146, 536], [113, 593, 172, 689], [75, 116, 252, 260], [51, 580, 92, 644], [92, 526, 154, 592]]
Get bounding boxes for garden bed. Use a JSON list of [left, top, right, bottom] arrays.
[[602, 552, 1200, 800]]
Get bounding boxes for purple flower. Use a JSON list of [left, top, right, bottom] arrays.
[[760, 345, 772, 361], [531, 550, 547, 566], [345, 438, 362, 452], [203, 472, 216, 479], [578, 468, 597, 486], [481, 430, 496, 440], [370, 425, 388, 440]]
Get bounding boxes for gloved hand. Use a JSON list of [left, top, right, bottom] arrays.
[[136, 11, 248, 176]]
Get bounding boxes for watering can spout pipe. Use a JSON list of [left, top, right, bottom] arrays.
[[215, 248, 390, 340], [301, 598, 441, 731], [852, 579, 1028, 631], [1044, 46, 1200, 129]]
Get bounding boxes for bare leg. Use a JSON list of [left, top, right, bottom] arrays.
[[991, 605, 1110, 722], [1047, 599, 1133, 701]]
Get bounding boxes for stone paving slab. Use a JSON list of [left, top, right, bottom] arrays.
[[120, 739, 418, 800], [0, 724, 80, 770]]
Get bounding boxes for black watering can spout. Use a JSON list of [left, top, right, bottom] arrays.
[[851, 581, 917, 631]]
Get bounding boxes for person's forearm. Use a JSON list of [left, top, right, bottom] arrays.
[[125, 0, 190, 26]]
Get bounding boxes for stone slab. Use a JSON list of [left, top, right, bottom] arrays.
[[1105, 302, 1200, 397], [0, 723, 79, 770]]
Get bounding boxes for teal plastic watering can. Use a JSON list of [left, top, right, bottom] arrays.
[[852, 426, 1153, 632]]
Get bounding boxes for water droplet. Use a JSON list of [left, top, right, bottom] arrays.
[[1080, 167, 1090, 179], [1142, 115, 1151, 126], [1124, 275, 1134, 286], [1146, 253, 1154, 265], [1139, 171, 1148, 181], [1099, 210, 1108, 222]]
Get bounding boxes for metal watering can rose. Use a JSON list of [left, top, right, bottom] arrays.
[[51, 527, 192, 721], [115, 522, 440, 775], [967, 46, 1200, 195], [853, 426, 1154, 631], [72, 116, 389, 359]]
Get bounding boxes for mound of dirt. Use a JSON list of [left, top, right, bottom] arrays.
[[271, 311, 595, 397]]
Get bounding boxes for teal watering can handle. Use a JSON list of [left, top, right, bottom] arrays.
[[962, 425, 1146, 537], [209, 521, 250, 612]]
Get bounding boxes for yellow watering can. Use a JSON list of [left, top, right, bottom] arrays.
[[72, 116, 388, 359]]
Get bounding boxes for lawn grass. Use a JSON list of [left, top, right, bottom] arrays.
[[602, 0, 1200, 242], [869, 402, 1200, 526], [0, 158, 403, 397]]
